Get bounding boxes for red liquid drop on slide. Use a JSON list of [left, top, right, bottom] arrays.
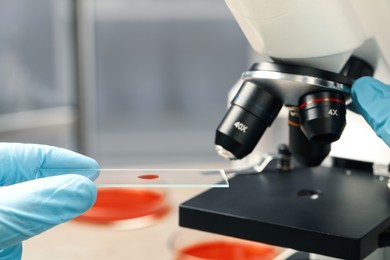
[[138, 174, 160, 180], [177, 240, 277, 260]]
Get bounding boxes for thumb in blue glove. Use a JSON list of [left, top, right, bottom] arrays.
[[0, 143, 99, 260], [351, 76, 390, 147]]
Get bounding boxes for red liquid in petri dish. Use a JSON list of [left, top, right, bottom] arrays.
[[176, 240, 277, 260], [75, 187, 170, 223], [138, 174, 159, 180]]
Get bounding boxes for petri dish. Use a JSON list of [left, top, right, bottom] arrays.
[[40, 168, 229, 188], [170, 229, 279, 260], [75, 187, 171, 228]]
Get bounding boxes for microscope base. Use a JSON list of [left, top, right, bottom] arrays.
[[179, 166, 390, 260]]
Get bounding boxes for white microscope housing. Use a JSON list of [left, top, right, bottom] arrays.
[[223, 0, 390, 166]]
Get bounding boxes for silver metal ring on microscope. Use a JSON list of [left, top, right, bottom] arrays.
[[242, 71, 351, 94]]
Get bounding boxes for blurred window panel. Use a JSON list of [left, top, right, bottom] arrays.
[[0, 0, 76, 148], [94, 0, 251, 166]]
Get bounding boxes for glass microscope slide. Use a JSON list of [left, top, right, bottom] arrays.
[[40, 169, 229, 188]]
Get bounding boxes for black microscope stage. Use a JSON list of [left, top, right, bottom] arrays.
[[179, 165, 390, 259]]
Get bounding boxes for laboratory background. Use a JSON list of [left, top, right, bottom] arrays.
[[0, 0, 251, 166], [0, 0, 255, 259], [2, 0, 390, 260]]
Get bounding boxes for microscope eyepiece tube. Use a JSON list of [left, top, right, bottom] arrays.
[[298, 91, 346, 144], [215, 81, 283, 160]]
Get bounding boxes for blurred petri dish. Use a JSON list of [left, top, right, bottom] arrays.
[[75, 187, 171, 228], [177, 240, 277, 260], [171, 229, 279, 260]]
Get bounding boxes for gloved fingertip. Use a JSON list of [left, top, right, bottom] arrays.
[[352, 76, 389, 97], [352, 76, 383, 114], [352, 76, 378, 89], [42, 145, 100, 169], [0, 243, 22, 260], [67, 174, 98, 212], [351, 76, 390, 148], [37, 145, 100, 181]]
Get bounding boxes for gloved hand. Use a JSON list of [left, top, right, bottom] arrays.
[[0, 143, 99, 260], [351, 76, 390, 147]]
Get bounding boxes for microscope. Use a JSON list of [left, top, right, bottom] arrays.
[[180, 1, 390, 259]]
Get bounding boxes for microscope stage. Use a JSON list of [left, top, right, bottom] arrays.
[[179, 166, 390, 259]]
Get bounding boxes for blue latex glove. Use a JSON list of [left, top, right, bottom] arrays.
[[351, 76, 390, 147], [0, 143, 99, 260]]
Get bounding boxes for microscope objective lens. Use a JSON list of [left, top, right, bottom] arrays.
[[215, 81, 283, 159]]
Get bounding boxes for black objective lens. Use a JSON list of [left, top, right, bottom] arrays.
[[288, 110, 330, 167], [299, 91, 346, 143], [215, 81, 283, 160]]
